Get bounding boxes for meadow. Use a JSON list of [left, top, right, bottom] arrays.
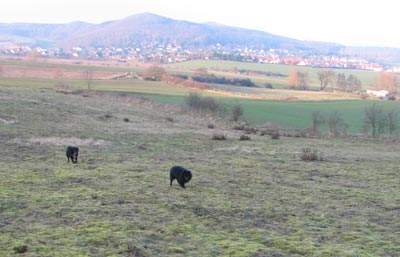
[[167, 60, 380, 89], [0, 73, 397, 134], [1, 83, 400, 257]]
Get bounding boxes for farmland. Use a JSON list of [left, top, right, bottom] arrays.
[[167, 60, 380, 89], [0, 57, 398, 133]]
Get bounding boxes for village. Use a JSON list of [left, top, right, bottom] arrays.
[[0, 41, 395, 72]]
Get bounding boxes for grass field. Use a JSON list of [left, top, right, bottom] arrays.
[[167, 60, 380, 89], [1, 75, 398, 134], [1, 86, 399, 256], [135, 94, 400, 134]]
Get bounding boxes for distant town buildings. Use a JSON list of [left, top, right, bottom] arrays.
[[0, 42, 393, 72]]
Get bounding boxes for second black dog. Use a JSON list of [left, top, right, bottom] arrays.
[[66, 146, 79, 164], [170, 166, 192, 188]]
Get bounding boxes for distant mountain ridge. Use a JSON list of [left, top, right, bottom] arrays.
[[1, 13, 400, 65]]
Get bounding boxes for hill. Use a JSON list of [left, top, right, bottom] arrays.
[[1, 13, 400, 64]]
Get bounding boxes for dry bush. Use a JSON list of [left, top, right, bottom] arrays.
[[123, 118, 130, 123], [270, 131, 280, 140], [239, 135, 251, 141], [141, 66, 166, 81], [166, 117, 174, 122], [244, 127, 258, 134], [54, 82, 72, 94], [301, 148, 323, 162], [207, 123, 215, 129], [212, 134, 227, 141], [231, 104, 244, 122], [233, 123, 246, 131], [185, 93, 223, 114]]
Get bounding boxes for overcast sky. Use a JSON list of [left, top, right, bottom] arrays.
[[1, 0, 399, 48]]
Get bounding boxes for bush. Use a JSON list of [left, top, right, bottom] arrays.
[[264, 83, 273, 89], [301, 148, 323, 162], [239, 135, 251, 141], [231, 105, 244, 122], [207, 123, 215, 129], [185, 93, 223, 114], [142, 66, 166, 81], [191, 74, 256, 87], [212, 134, 227, 141], [270, 131, 280, 140], [166, 117, 174, 122], [13, 245, 28, 254], [123, 118, 130, 123]]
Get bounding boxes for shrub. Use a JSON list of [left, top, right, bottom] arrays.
[[166, 117, 174, 122], [142, 66, 166, 81], [212, 134, 227, 141], [231, 104, 244, 122], [328, 111, 348, 137], [244, 127, 258, 134], [239, 135, 251, 141], [270, 131, 280, 140], [185, 93, 223, 114], [13, 245, 28, 254], [207, 123, 215, 129], [123, 118, 130, 123], [301, 148, 323, 162], [311, 111, 325, 136], [264, 83, 273, 89], [191, 74, 256, 87]]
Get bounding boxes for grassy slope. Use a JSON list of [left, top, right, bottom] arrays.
[[0, 87, 399, 257], [1, 76, 398, 134]]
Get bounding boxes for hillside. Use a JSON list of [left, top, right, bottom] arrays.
[[1, 13, 400, 64], [1, 86, 399, 256]]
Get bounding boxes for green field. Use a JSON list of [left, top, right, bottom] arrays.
[[1, 75, 398, 134], [134, 94, 400, 134], [1, 86, 399, 256], [167, 60, 380, 89]]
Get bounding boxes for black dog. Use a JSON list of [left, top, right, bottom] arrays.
[[170, 166, 192, 188], [66, 146, 79, 164]]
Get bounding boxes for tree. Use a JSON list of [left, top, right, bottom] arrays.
[[318, 70, 335, 91], [364, 104, 385, 137], [84, 69, 94, 90], [231, 104, 244, 122], [288, 67, 299, 89], [378, 72, 398, 93], [336, 73, 347, 91], [142, 66, 166, 81], [311, 111, 325, 136], [346, 75, 362, 92], [336, 73, 362, 92], [328, 111, 347, 137], [386, 110, 398, 135], [297, 71, 309, 90]]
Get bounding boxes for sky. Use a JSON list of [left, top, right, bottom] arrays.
[[1, 0, 399, 48]]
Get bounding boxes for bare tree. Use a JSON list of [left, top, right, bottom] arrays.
[[311, 111, 325, 136], [364, 104, 385, 137], [328, 111, 347, 137], [84, 69, 94, 90], [298, 71, 309, 90], [378, 72, 399, 94], [386, 110, 398, 135], [231, 104, 244, 122], [318, 70, 335, 91], [288, 67, 299, 89], [142, 66, 166, 81]]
